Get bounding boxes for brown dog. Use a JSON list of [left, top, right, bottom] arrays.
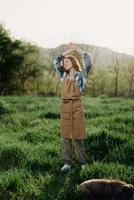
[[79, 179, 134, 200]]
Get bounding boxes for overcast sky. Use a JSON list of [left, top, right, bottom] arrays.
[[0, 0, 134, 55]]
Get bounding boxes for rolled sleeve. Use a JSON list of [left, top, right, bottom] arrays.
[[81, 53, 92, 80], [53, 51, 65, 79]]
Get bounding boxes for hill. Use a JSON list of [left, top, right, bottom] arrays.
[[38, 43, 134, 67]]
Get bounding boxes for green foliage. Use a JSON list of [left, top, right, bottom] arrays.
[[0, 144, 29, 170], [0, 24, 43, 95], [0, 95, 134, 200], [0, 99, 10, 114]]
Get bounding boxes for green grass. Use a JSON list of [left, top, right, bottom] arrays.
[[0, 95, 134, 200]]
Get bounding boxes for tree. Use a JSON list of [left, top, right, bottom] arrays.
[[109, 53, 120, 97], [126, 59, 134, 97], [0, 24, 42, 95]]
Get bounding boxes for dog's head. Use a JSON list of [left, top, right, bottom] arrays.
[[113, 184, 134, 200], [122, 184, 134, 198]]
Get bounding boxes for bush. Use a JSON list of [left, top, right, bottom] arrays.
[[0, 100, 10, 115], [0, 145, 29, 170]]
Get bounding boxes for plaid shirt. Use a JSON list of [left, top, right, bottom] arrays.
[[53, 51, 92, 94]]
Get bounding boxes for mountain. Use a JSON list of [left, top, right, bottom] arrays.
[[37, 43, 134, 67]]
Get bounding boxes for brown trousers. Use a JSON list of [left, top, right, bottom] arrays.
[[61, 138, 86, 165]]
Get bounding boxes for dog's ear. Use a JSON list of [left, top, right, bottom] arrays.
[[126, 184, 134, 191]]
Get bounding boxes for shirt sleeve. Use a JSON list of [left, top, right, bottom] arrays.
[[81, 52, 92, 81], [53, 51, 65, 79]]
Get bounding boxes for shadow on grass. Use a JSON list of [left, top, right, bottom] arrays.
[[40, 166, 84, 200], [85, 129, 127, 163], [39, 112, 60, 119]]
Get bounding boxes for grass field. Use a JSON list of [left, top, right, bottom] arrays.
[[0, 95, 134, 200]]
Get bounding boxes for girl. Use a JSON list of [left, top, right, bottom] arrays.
[[53, 43, 92, 172]]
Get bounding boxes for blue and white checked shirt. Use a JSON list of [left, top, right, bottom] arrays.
[[53, 51, 92, 94]]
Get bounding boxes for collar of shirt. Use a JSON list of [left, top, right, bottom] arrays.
[[60, 71, 80, 81]]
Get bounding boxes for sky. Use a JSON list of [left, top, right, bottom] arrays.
[[0, 0, 134, 56]]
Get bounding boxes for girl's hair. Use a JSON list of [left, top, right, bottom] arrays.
[[61, 55, 82, 72]]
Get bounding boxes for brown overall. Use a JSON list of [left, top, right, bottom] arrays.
[[60, 75, 87, 164]]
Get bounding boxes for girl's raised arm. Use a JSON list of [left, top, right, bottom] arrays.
[[53, 51, 64, 80], [76, 47, 92, 80]]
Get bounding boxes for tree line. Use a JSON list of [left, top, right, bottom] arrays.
[[0, 24, 44, 95], [0, 24, 134, 97]]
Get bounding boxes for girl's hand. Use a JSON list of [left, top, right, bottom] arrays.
[[62, 43, 76, 56], [68, 71, 75, 81], [68, 42, 78, 50], [62, 43, 79, 56], [68, 43, 86, 54]]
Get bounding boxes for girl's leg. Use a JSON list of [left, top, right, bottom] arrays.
[[61, 138, 73, 165], [74, 139, 86, 165]]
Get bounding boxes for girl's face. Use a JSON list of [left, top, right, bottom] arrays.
[[62, 58, 74, 72]]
